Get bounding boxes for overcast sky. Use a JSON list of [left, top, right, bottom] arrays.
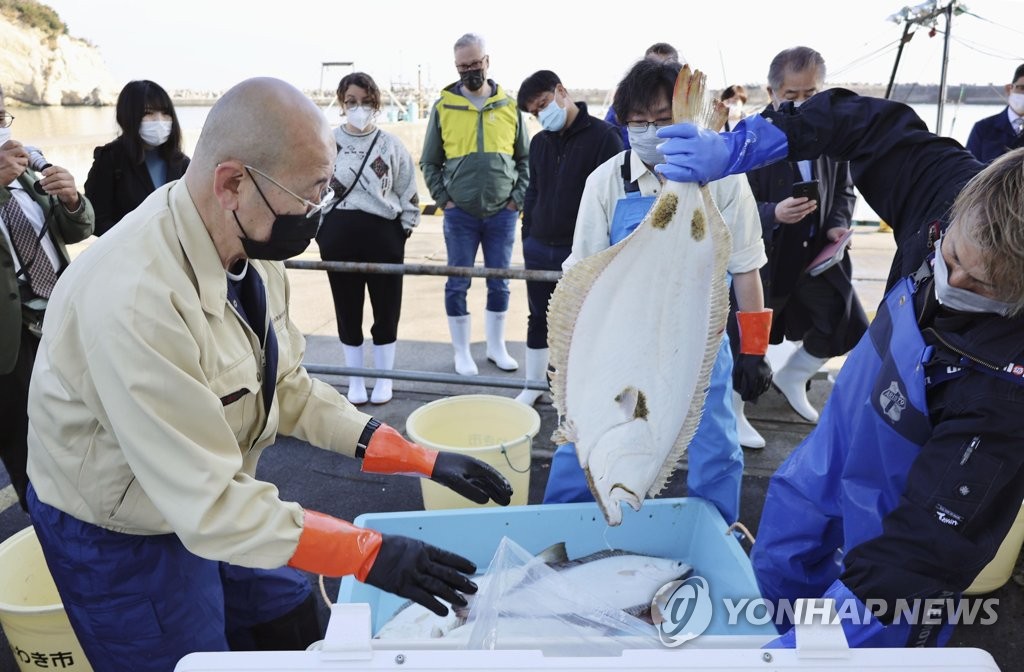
[[44, 0, 1024, 95]]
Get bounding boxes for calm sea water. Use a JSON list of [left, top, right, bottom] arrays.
[[7, 101, 1005, 221]]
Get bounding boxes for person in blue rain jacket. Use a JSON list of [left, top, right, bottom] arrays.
[[655, 88, 1024, 648]]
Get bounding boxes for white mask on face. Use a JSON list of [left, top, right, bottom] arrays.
[[139, 120, 172, 147], [1008, 92, 1024, 116], [0, 127, 10, 147], [627, 126, 664, 167], [727, 101, 745, 120], [932, 236, 1015, 316], [346, 105, 376, 132]]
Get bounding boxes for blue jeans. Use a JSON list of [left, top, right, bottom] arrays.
[[443, 205, 517, 316]]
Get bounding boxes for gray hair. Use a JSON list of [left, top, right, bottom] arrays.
[[454, 33, 485, 53], [767, 46, 826, 90]]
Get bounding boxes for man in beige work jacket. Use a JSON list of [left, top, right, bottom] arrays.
[[26, 77, 511, 672]]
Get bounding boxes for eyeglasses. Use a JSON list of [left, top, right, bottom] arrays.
[[244, 165, 335, 219], [455, 58, 486, 73], [343, 101, 376, 111], [624, 118, 673, 131], [0, 113, 14, 129]]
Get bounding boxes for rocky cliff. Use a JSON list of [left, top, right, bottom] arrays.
[[0, 4, 118, 106]]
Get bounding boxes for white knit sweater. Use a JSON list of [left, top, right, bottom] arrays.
[[330, 125, 420, 232]]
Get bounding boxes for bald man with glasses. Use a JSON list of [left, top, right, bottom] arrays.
[[25, 77, 511, 671]]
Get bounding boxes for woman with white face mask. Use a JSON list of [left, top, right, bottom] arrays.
[[317, 72, 421, 405], [719, 84, 748, 132], [85, 79, 189, 235]]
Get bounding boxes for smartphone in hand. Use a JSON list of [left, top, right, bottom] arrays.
[[792, 179, 820, 202]]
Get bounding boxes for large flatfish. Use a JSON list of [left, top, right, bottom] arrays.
[[547, 66, 732, 526]]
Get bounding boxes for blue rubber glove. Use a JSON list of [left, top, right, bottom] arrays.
[[655, 114, 789, 184], [761, 579, 928, 649]]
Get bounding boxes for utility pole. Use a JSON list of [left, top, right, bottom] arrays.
[[885, 0, 965, 132]]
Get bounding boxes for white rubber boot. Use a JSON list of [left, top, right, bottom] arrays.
[[514, 347, 549, 406], [447, 315, 478, 376], [370, 342, 396, 404], [485, 309, 518, 371], [773, 346, 827, 422], [732, 390, 765, 449], [343, 344, 368, 405]]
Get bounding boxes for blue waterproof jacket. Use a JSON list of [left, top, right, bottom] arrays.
[[753, 90, 1024, 648]]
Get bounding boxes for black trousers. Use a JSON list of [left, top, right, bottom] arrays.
[[522, 236, 571, 349], [0, 325, 38, 511], [317, 209, 406, 346]]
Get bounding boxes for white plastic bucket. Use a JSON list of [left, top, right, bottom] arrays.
[[0, 527, 92, 671], [964, 500, 1024, 595], [405, 395, 539, 509]]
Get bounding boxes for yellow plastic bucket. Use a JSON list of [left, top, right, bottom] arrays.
[[964, 500, 1024, 595], [406, 394, 539, 509], [0, 527, 92, 672]]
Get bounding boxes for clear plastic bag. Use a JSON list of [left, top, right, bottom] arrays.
[[452, 537, 662, 655]]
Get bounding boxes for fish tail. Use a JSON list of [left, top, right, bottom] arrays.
[[671, 65, 718, 129]]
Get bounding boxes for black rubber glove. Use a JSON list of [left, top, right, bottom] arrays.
[[363, 534, 478, 616], [431, 452, 514, 506], [734, 353, 773, 401]]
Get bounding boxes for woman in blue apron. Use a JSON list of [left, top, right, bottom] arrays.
[[541, 60, 772, 525]]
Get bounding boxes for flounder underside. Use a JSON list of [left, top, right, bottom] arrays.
[[547, 66, 733, 526]]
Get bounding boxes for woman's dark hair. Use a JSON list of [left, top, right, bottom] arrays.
[[517, 70, 561, 111], [613, 59, 682, 122], [336, 72, 381, 110], [115, 80, 184, 164]]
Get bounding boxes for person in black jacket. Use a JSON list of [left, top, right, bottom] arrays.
[[657, 89, 1024, 649], [965, 63, 1024, 164], [85, 80, 189, 235], [513, 70, 623, 406], [738, 47, 868, 433]]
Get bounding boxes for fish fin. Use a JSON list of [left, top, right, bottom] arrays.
[[550, 417, 577, 446], [565, 549, 633, 565], [535, 541, 570, 565], [648, 187, 733, 498], [547, 244, 628, 423], [671, 64, 717, 129], [623, 603, 654, 623]]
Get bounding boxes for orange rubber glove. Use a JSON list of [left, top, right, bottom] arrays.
[[288, 509, 478, 616], [360, 422, 513, 505], [736, 309, 773, 356], [735, 309, 774, 401]]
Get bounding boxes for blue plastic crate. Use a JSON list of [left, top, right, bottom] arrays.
[[338, 497, 773, 638]]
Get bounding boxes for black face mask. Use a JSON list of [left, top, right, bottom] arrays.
[[234, 169, 321, 261], [460, 69, 485, 92]]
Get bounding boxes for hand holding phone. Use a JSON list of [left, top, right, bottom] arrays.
[[792, 179, 820, 203]]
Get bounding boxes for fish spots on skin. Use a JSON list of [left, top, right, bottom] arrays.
[[634, 390, 649, 419], [650, 193, 678, 229], [691, 208, 706, 240]]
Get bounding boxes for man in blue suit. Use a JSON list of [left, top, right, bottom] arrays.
[[965, 63, 1024, 163]]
